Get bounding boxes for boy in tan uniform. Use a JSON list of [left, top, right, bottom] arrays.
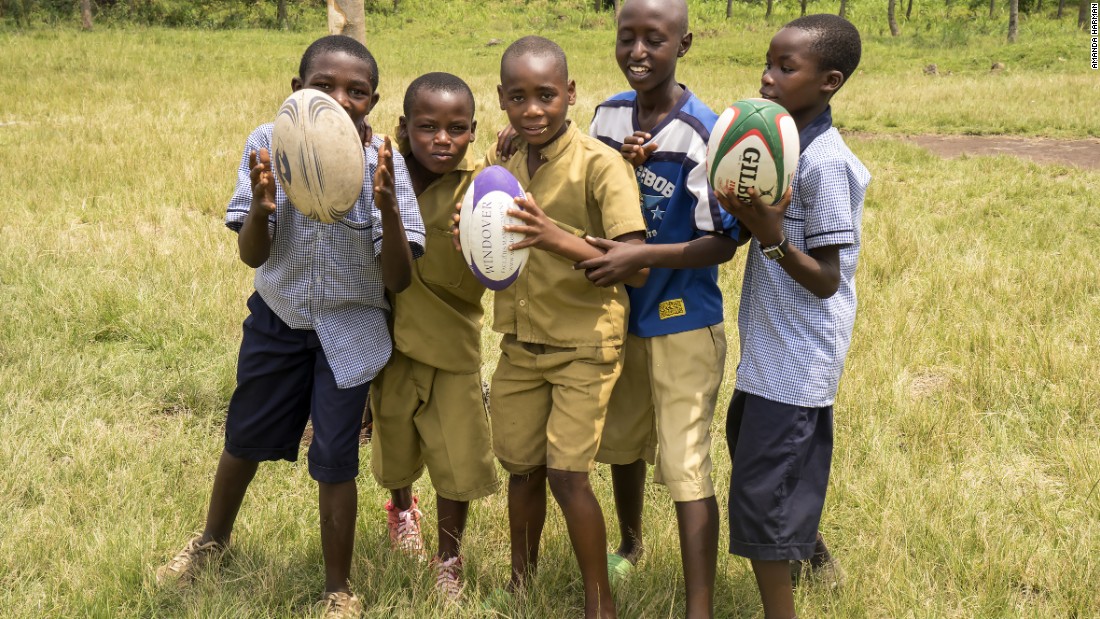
[[369, 72, 497, 601], [486, 36, 648, 619]]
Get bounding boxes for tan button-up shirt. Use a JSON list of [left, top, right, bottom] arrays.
[[492, 123, 644, 348]]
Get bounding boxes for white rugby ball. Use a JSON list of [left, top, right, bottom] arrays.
[[271, 88, 365, 223], [707, 98, 799, 206], [459, 166, 528, 291]]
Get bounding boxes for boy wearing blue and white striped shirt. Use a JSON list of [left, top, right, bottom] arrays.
[[715, 14, 871, 619], [156, 36, 425, 619], [577, 1, 742, 616]]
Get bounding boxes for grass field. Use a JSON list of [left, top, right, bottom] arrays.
[[1, 3, 1098, 617]]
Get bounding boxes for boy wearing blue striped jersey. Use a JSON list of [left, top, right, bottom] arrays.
[[576, 1, 741, 617]]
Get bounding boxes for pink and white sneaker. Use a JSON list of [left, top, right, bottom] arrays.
[[384, 497, 425, 560], [431, 555, 464, 602]]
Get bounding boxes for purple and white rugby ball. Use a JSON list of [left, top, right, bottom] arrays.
[[459, 166, 528, 291]]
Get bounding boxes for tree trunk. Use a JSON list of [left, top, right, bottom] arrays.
[[889, 0, 900, 34], [801, 0, 808, 15], [1035, 0, 1042, 13], [277, 0, 288, 29], [1057, 0, 1065, 18], [1078, 0, 1088, 28], [766, 0, 774, 18], [80, 0, 93, 30], [839, 0, 848, 18], [1008, 0, 1019, 41], [989, 0, 996, 17], [906, 0, 914, 19], [328, 0, 366, 44], [727, 0, 733, 18]]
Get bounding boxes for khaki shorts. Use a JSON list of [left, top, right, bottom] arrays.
[[596, 324, 726, 502], [491, 334, 623, 475], [369, 349, 499, 502]]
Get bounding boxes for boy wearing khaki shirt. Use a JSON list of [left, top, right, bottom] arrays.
[[485, 36, 647, 619], [369, 73, 497, 601]]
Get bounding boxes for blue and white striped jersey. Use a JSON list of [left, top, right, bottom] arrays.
[[590, 88, 740, 338]]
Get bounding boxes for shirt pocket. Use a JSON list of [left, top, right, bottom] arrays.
[[335, 215, 376, 267], [419, 227, 469, 289]]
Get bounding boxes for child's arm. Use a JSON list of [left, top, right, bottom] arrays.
[[506, 193, 649, 288], [237, 148, 276, 268], [717, 188, 841, 299], [374, 136, 414, 293], [574, 233, 738, 287]]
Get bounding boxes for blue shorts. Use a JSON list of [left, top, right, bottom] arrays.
[[725, 390, 833, 561], [225, 292, 371, 484]]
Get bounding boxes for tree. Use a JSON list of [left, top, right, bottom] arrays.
[[727, 0, 733, 18], [889, 0, 900, 34], [1057, 0, 1065, 18], [80, 0, 93, 30], [839, 0, 848, 19], [328, 0, 365, 44], [277, 0, 288, 29], [801, 0, 808, 16], [1008, 0, 1018, 41], [989, 0, 996, 18], [906, 0, 914, 20], [766, 0, 774, 18], [1078, 0, 1088, 28]]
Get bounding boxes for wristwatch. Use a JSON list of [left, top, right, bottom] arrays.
[[760, 237, 790, 261]]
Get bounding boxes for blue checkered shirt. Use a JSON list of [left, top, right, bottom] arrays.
[[735, 127, 871, 407], [226, 123, 425, 388]]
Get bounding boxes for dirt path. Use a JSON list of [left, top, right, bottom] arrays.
[[858, 134, 1100, 170]]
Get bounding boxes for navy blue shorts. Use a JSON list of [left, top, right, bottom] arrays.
[[725, 390, 833, 561], [225, 293, 370, 484]]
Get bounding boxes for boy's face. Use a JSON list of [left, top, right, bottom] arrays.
[[615, 0, 691, 94], [398, 89, 477, 176], [760, 27, 841, 123], [497, 54, 576, 148], [292, 50, 379, 136]]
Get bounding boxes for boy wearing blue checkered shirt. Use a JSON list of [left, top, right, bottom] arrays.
[[155, 36, 425, 619], [715, 15, 871, 619]]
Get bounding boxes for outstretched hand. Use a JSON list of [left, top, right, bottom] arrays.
[[715, 186, 792, 246], [249, 148, 276, 216], [574, 236, 648, 287], [373, 136, 398, 215], [621, 131, 658, 168]]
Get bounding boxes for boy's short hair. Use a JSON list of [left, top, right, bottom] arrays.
[[299, 35, 379, 91], [783, 14, 861, 85], [500, 35, 568, 80], [402, 72, 476, 118], [621, 0, 689, 37]]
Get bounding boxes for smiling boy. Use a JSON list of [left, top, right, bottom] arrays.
[[576, 1, 743, 617], [715, 15, 871, 619], [486, 35, 647, 619]]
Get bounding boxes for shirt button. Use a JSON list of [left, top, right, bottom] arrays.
[[518, 299, 527, 307]]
